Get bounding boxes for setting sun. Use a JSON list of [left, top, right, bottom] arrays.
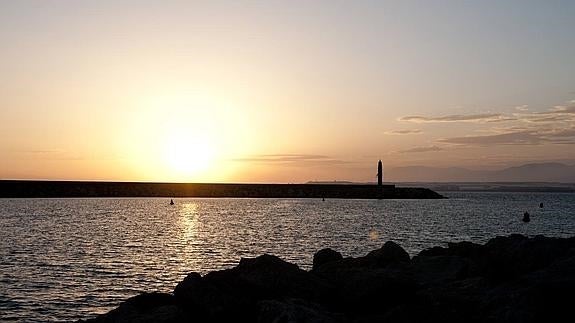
[[164, 133, 215, 178]]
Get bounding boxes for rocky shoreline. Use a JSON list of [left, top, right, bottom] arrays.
[[80, 234, 574, 323]]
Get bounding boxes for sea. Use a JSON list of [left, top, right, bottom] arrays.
[[1, 192, 574, 322]]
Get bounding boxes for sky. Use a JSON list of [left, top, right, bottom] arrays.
[[1, 0, 574, 182]]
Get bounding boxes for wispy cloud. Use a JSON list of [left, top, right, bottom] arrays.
[[439, 127, 575, 146], [398, 145, 443, 153], [399, 101, 575, 126], [233, 154, 348, 165], [543, 127, 575, 138], [439, 131, 544, 145], [394, 100, 575, 148], [516, 104, 575, 123], [549, 104, 575, 114], [384, 129, 423, 135], [399, 113, 508, 123], [523, 115, 570, 123]]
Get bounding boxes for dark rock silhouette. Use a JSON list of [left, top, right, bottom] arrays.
[[85, 292, 185, 322], [364, 241, 410, 267], [79, 235, 575, 323], [313, 248, 343, 270]]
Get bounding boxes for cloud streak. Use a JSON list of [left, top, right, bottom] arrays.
[[439, 131, 544, 145], [233, 154, 348, 165], [384, 129, 423, 135], [439, 128, 575, 146], [398, 145, 443, 153], [399, 113, 507, 123], [549, 104, 575, 114], [390, 100, 575, 153], [399, 102, 575, 125]]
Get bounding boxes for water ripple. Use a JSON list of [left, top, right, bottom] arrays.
[[0, 193, 574, 321]]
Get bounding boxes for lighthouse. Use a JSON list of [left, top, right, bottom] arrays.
[[377, 160, 383, 186]]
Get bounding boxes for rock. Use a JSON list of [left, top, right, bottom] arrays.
[[480, 234, 573, 282], [174, 272, 246, 320], [313, 248, 343, 271], [415, 277, 488, 323], [364, 241, 410, 267], [417, 246, 448, 257], [412, 241, 484, 285], [411, 255, 472, 286], [446, 241, 484, 258], [257, 298, 343, 323], [484, 249, 575, 323], [335, 268, 417, 316], [82, 235, 575, 323], [82, 292, 185, 323], [174, 254, 332, 321], [233, 254, 332, 301]]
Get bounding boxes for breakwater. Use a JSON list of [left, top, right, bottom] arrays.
[[0, 181, 443, 199]]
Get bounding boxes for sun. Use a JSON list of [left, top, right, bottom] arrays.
[[119, 93, 257, 182], [163, 133, 216, 179]]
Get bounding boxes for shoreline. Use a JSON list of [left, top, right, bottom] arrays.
[[81, 234, 575, 323]]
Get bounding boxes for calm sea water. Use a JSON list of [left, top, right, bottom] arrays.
[[1, 192, 574, 322]]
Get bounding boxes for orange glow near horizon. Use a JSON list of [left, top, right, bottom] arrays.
[[1, 2, 574, 183], [163, 131, 215, 179], [112, 92, 258, 182]]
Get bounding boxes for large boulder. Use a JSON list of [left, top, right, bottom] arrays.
[[174, 254, 332, 321], [483, 249, 575, 323], [257, 298, 343, 323], [480, 234, 574, 282], [312, 263, 417, 319], [415, 277, 488, 323], [413, 241, 484, 285], [446, 241, 484, 258], [411, 255, 472, 286], [364, 241, 410, 267], [313, 248, 343, 271], [310, 241, 415, 317], [81, 292, 186, 323], [232, 254, 332, 301], [336, 268, 417, 316], [174, 272, 248, 320]]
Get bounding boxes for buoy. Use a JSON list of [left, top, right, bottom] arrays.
[[539, 202, 543, 208], [170, 199, 174, 205], [522, 211, 530, 223]]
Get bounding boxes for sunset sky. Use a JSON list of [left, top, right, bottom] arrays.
[[1, 1, 574, 182]]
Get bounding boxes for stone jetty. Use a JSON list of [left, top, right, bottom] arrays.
[[0, 180, 444, 199]]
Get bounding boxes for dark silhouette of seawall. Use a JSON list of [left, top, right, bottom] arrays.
[[0, 180, 443, 199]]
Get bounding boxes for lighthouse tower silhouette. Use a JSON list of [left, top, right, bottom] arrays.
[[377, 160, 383, 186]]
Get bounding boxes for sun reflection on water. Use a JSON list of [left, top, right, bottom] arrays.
[[179, 202, 199, 243]]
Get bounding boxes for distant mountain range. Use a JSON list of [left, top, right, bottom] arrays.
[[387, 162, 575, 183]]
